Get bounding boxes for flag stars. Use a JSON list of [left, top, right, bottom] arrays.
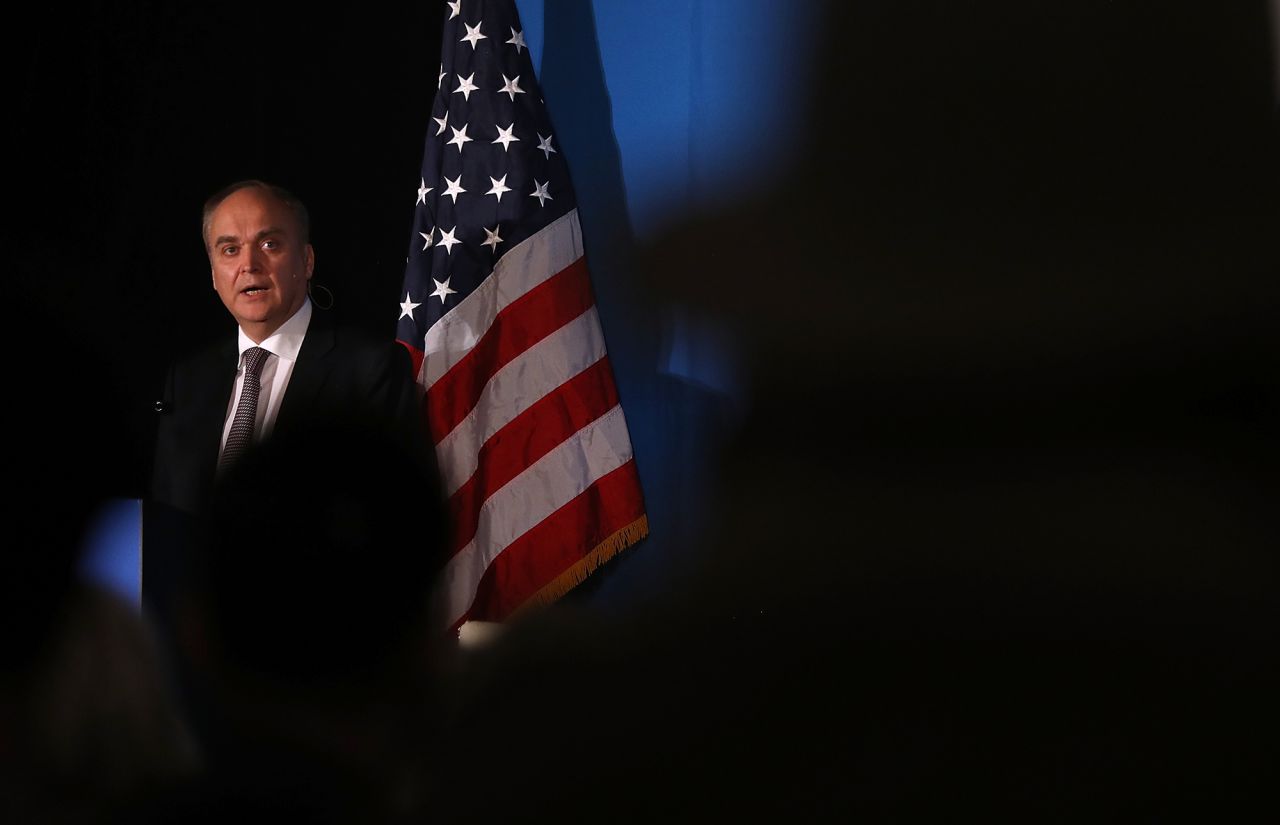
[[447, 123, 474, 151], [433, 114, 448, 136], [492, 123, 520, 151], [499, 74, 526, 101], [399, 292, 421, 321], [416, 177, 432, 204], [419, 228, 434, 251], [461, 21, 487, 49], [485, 174, 512, 202], [436, 226, 461, 254], [506, 27, 527, 53], [530, 180, 552, 206], [536, 132, 557, 159], [447, 1, 460, 20], [482, 225, 503, 253], [437, 63, 446, 89], [431, 277, 457, 304], [453, 72, 478, 101], [442, 174, 466, 203]]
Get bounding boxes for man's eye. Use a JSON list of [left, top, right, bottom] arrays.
[[221, 245, 238, 256], [262, 239, 278, 250]]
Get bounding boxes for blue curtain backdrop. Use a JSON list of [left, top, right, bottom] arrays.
[[511, 0, 819, 608]]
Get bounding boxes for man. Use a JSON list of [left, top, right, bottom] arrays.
[[147, 180, 441, 765], [151, 180, 427, 517]]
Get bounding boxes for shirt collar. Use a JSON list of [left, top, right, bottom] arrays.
[[236, 297, 313, 366]]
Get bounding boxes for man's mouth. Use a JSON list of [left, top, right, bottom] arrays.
[[241, 285, 269, 295]]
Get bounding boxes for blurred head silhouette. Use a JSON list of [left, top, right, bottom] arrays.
[[200, 417, 446, 695], [156, 417, 450, 821]]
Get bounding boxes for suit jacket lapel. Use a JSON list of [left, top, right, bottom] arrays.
[[181, 335, 237, 510], [274, 308, 336, 435], [197, 336, 239, 453]]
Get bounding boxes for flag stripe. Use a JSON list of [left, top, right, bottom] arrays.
[[433, 403, 635, 627], [446, 354, 621, 557], [425, 255, 594, 443], [471, 460, 647, 619], [420, 208, 584, 389], [433, 305, 608, 494]]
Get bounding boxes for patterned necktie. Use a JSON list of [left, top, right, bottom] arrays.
[[219, 346, 270, 473]]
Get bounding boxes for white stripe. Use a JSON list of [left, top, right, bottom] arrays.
[[433, 404, 636, 628], [419, 208, 584, 389], [433, 305, 607, 496]]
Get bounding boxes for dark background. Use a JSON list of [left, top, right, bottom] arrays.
[[12, 2, 447, 497]]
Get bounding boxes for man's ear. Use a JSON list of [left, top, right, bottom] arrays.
[[304, 244, 315, 280]]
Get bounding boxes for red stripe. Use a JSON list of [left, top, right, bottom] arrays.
[[467, 459, 646, 622], [397, 339, 425, 379], [445, 356, 620, 558], [425, 257, 594, 444]]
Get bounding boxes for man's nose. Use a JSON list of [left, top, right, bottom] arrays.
[[239, 245, 264, 272]]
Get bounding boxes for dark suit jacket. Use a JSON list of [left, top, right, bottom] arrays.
[[150, 307, 426, 518]]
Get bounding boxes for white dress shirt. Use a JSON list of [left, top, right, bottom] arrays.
[[219, 298, 313, 459]]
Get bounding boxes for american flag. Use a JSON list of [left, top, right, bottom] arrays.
[[397, 0, 647, 631]]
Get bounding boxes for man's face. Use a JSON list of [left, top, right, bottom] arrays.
[[207, 187, 314, 342]]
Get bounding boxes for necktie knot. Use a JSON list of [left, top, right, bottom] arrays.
[[242, 346, 269, 377]]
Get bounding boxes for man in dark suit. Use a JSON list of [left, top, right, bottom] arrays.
[[151, 180, 426, 517], [146, 181, 438, 756]]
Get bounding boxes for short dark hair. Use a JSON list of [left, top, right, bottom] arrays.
[[201, 179, 311, 251]]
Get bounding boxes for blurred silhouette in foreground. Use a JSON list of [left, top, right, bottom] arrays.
[[134, 419, 448, 823], [423, 2, 1279, 820]]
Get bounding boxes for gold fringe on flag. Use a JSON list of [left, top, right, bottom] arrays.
[[516, 515, 650, 615]]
